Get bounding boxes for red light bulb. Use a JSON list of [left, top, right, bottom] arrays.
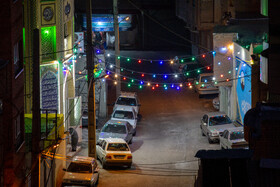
[[152, 86, 155, 90], [138, 60, 142, 63], [141, 74, 144, 77], [156, 84, 159, 87], [123, 77, 126, 80], [202, 54, 206, 58]]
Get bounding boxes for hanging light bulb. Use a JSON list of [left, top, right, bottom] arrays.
[[140, 81, 144, 85], [180, 84, 183, 87], [220, 74, 224, 78], [127, 58, 130, 62], [164, 87, 168, 90], [152, 86, 155, 90], [117, 56, 120, 59], [171, 84, 174, 88], [180, 59, 184, 63], [170, 60, 174, 64], [156, 84, 159, 87], [141, 74, 144, 77], [123, 77, 126, 80], [131, 79, 134, 83], [202, 54, 206, 58], [139, 85, 143, 89], [138, 60, 142, 63], [147, 82, 151, 86], [110, 64, 113, 68], [164, 75, 168, 79], [174, 74, 178, 78], [107, 53, 111, 57], [114, 81, 117, 85], [153, 74, 156, 78], [128, 83, 131, 87], [159, 61, 163, 65], [115, 74, 118, 78]]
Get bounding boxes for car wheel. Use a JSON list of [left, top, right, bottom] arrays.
[[127, 163, 132, 169], [95, 175, 99, 187], [201, 130, 205, 136], [207, 134, 213, 144], [102, 159, 107, 169]]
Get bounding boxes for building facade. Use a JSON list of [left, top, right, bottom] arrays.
[[176, 0, 261, 65], [0, 0, 25, 186], [23, 0, 80, 186]]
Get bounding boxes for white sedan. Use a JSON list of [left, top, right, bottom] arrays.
[[96, 138, 132, 169], [219, 127, 249, 149]]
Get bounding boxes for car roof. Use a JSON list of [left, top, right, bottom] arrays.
[[119, 92, 137, 98], [227, 127, 244, 132], [72, 156, 96, 163], [113, 105, 135, 112], [205, 111, 227, 117], [104, 138, 127, 143], [105, 120, 128, 126]]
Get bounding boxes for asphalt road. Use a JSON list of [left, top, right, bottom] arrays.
[[79, 87, 219, 187]]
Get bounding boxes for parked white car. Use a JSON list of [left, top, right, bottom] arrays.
[[96, 138, 132, 169], [113, 92, 141, 114], [200, 112, 237, 143], [62, 156, 99, 187], [195, 73, 219, 98], [219, 127, 249, 149], [111, 106, 138, 135], [98, 120, 134, 144]]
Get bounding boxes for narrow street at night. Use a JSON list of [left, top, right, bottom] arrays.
[[79, 86, 219, 187]]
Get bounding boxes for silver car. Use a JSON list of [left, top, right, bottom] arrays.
[[219, 127, 249, 149], [194, 73, 219, 98], [200, 112, 237, 143], [99, 120, 134, 144]]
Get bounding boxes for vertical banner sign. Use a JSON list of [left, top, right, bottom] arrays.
[[235, 57, 252, 124]]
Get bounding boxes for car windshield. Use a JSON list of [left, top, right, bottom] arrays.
[[116, 97, 136, 106], [67, 162, 92, 173], [209, 115, 232, 126], [107, 143, 129, 151], [101, 124, 126, 134], [201, 76, 213, 83], [113, 111, 134, 119], [230, 131, 244, 140]]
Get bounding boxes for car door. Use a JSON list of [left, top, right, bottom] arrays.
[[220, 130, 228, 148], [201, 115, 208, 135], [126, 123, 133, 142], [223, 131, 229, 149], [100, 141, 107, 160], [96, 140, 103, 159]]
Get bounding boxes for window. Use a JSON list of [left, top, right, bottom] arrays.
[[116, 97, 137, 106], [102, 141, 106, 150], [14, 41, 23, 77], [107, 143, 129, 151], [101, 124, 126, 134], [15, 112, 24, 152], [113, 111, 134, 119], [209, 115, 232, 126]]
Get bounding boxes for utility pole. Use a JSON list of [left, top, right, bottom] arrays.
[[113, 0, 121, 97], [86, 0, 96, 158], [31, 29, 41, 187]]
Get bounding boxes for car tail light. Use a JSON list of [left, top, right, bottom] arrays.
[[106, 155, 112, 159], [127, 155, 132, 159]]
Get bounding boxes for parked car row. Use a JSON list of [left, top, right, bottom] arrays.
[[97, 92, 141, 169], [61, 92, 141, 186], [200, 111, 248, 149]]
